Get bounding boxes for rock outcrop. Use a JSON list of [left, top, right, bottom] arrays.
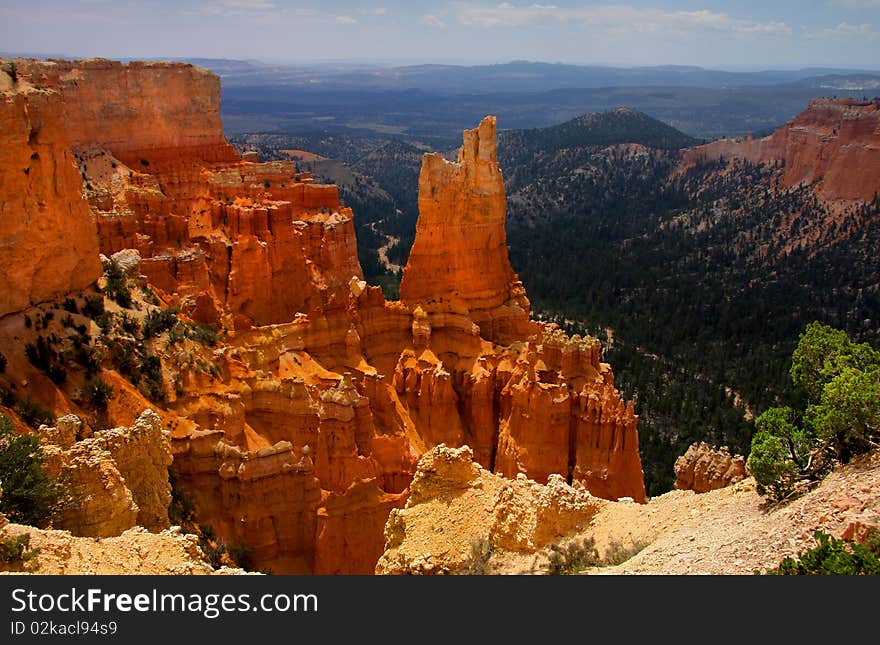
[[0, 522, 238, 575], [400, 116, 534, 345], [0, 58, 646, 574], [41, 410, 172, 537], [376, 445, 605, 574], [0, 65, 101, 317], [673, 442, 747, 494], [682, 98, 880, 202]]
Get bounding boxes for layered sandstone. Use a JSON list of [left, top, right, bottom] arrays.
[[8, 57, 359, 329], [0, 59, 646, 575], [400, 116, 534, 345], [673, 442, 747, 494], [14, 58, 238, 167], [682, 98, 880, 202], [0, 65, 101, 317]]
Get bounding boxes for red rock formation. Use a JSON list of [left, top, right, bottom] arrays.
[[0, 67, 101, 316], [10, 58, 360, 328], [15, 58, 238, 167], [682, 98, 880, 202], [0, 59, 647, 574], [400, 116, 534, 345], [673, 442, 747, 494]]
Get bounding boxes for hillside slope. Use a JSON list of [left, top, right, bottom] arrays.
[[377, 445, 880, 575]]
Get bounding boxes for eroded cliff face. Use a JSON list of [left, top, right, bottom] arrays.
[[0, 58, 645, 574], [682, 98, 880, 202], [0, 66, 101, 317]]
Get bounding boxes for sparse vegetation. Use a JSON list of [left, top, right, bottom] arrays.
[[168, 467, 196, 527], [14, 398, 54, 429], [187, 323, 219, 347], [2, 60, 18, 83], [62, 297, 79, 314], [460, 538, 494, 575], [546, 537, 600, 574], [0, 533, 40, 571], [143, 308, 179, 339], [766, 530, 880, 575], [226, 542, 255, 571], [602, 537, 650, 566], [545, 536, 649, 574], [82, 295, 105, 319], [84, 377, 114, 410], [25, 335, 67, 384], [102, 259, 132, 308]]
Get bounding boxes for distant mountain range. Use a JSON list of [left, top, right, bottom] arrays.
[[181, 58, 880, 93]]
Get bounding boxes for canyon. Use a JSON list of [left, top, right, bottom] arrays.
[[0, 58, 644, 574]]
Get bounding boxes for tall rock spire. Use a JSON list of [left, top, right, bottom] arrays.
[[399, 116, 533, 345]]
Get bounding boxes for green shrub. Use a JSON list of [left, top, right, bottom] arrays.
[[15, 399, 54, 429], [187, 324, 219, 347], [109, 338, 139, 383], [143, 309, 178, 339], [168, 468, 196, 529], [140, 354, 164, 399], [101, 259, 132, 308], [0, 533, 40, 571], [84, 378, 114, 410], [768, 530, 880, 575], [62, 297, 79, 314], [95, 311, 115, 333], [602, 537, 649, 566], [748, 323, 880, 500], [0, 415, 63, 527], [0, 387, 16, 408], [2, 61, 18, 83], [82, 295, 105, 319], [547, 537, 600, 574], [119, 312, 141, 336]]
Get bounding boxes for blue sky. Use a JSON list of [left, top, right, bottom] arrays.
[[1, 1, 879, 68]]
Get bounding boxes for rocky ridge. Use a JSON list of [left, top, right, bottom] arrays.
[[682, 97, 880, 202]]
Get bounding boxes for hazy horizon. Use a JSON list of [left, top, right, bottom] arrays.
[[1, 1, 879, 70], [4, 50, 880, 74]]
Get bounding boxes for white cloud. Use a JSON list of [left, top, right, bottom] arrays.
[[420, 14, 447, 28], [336, 15, 357, 24], [201, 0, 276, 16], [823, 21, 876, 35], [454, 3, 791, 37]]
